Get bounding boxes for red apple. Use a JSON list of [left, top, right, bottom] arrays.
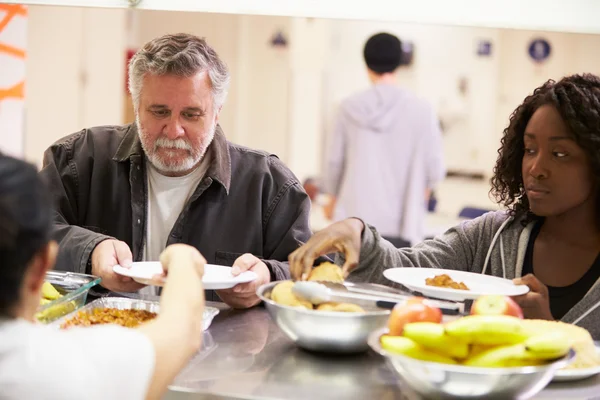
[[388, 298, 443, 336], [470, 295, 523, 319], [406, 296, 426, 305]]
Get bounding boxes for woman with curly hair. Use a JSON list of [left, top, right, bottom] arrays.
[[289, 73, 600, 338]]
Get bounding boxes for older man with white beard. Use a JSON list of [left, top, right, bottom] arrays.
[[40, 33, 313, 308]]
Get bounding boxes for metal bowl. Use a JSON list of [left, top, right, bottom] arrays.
[[368, 328, 575, 400], [257, 281, 390, 353]]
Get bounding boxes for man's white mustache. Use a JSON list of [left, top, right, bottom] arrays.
[[154, 137, 193, 151]]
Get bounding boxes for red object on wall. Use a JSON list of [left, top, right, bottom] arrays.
[[125, 49, 137, 94]]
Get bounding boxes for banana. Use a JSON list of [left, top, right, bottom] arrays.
[[403, 322, 469, 359], [35, 300, 77, 323], [463, 332, 570, 367], [503, 359, 546, 367], [41, 282, 62, 301], [381, 335, 457, 364], [524, 332, 571, 360], [463, 343, 528, 367], [468, 344, 497, 358], [444, 315, 529, 346], [40, 298, 52, 305]]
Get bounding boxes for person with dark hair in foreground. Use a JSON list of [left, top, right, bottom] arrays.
[[0, 154, 206, 399], [291, 73, 600, 340]]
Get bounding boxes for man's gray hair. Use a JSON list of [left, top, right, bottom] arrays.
[[128, 33, 230, 111]]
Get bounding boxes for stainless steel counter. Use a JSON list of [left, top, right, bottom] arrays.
[[163, 302, 600, 400]]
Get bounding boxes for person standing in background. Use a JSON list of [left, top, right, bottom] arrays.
[[323, 32, 446, 247]]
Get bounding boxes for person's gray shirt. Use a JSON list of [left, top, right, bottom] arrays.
[[348, 211, 600, 339]]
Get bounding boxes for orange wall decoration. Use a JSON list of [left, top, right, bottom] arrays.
[[0, 4, 27, 157], [0, 4, 26, 102]]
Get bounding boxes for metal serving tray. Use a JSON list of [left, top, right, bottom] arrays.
[[50, 297, 220, 331]]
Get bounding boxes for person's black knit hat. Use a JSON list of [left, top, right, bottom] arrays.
[[363, 32, 402, 73]]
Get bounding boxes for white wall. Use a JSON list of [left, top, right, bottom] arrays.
[[286, 18, 330, 182], [25, 5, 83, 165], [80, 9, 126, 128], [232, 14, 291, 160], [25, 5, 125, 166], [495, 30, 600, 146]]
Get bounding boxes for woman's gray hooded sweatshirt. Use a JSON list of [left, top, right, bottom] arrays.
[[348, 211, 600, 339]]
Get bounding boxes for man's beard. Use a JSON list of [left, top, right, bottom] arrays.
[[137, 116, 216, 175]]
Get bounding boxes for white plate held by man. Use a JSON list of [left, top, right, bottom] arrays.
[[113, 262, 258, 290]]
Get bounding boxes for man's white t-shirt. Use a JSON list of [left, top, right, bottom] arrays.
[[143, 154, 211, 263], [0, 318, 155, 400], [140, 155, 210, 296]]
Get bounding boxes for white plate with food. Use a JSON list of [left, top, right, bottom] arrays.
[[553, 345, 600, 382], [113, 262, 257, 290], [382, 268, 529, 301]]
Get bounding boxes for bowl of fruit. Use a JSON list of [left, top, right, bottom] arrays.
[[36, 271, 101, 323], [369, 295, 574, 399], [257, 280, 390, 353]]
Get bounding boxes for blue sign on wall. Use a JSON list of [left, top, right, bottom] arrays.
[[477, 40, 492, 56], [528, 38, 551, 62]]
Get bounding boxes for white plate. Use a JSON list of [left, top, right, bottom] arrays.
[[113, 262, 258, 290], [552, 346, 600, 382], [382, 268, 529, 301]]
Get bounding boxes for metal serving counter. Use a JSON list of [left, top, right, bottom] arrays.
[[160, 301, 600, 400]]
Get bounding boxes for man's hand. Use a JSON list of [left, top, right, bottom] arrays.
[[289, 218, 364, 281], [512, 274, 554, 320], [216, 253, 271, 309], [91, 239, 146, 292]]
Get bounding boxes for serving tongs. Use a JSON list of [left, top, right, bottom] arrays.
[[292, 281, 463, 315]]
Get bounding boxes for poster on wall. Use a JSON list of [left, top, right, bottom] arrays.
[[0, 4, 27, 157]]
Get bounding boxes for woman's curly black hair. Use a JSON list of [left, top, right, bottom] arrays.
[[490, 73, 600, 225]]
